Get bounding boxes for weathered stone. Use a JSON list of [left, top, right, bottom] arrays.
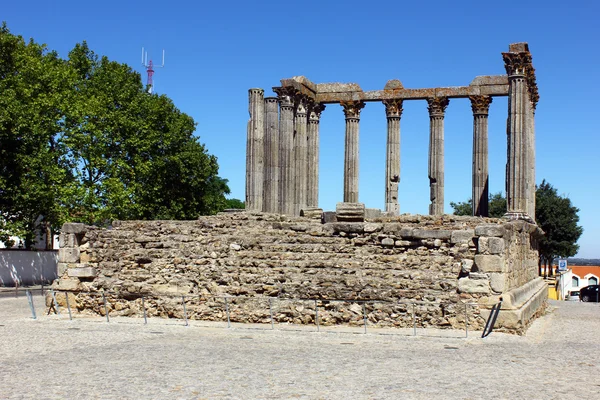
[[230, 243, 241, 251], [53, 278, 80, 291], [365, 208, 382, 219], [336, 202, 365, 222], [364, 223, 383, 233], [80, 252, 91, 263], [461, 259, 474, 274], [411, 229, 452, 240], [381, 237, 394, 247], [332, 223, 364, 234], [62, 223, 86, 235], [488, 237, 505, 254], [475, 224, 505, 237], [67, 267, 98, 278], [427, 97, 449, 216], [458, 277, 490, 294], [300, 207, 323, 219], [321, 212, 337, 224], [58, 248, 80, 263], [57, 262, 68, 276], [450, 229, 474, 244], [341, 101, 364, 203], [474, 255, 504, 273], [490, 273, 506, 293]]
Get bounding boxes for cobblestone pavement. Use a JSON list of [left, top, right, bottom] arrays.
[[1, 295, 599, 399]]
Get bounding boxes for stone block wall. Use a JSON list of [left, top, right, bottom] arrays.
[[50, 212, 546, 334]]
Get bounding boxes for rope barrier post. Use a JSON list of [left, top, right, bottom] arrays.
[[315, 299, 319, 332], [102, 292, 109, 323], [182, 296, 188, 327], [269, 298, 274, 330], [51, 290, 61, 315], [26, 290, 37, 320], [465, 303, 469, 338], [362, 302, 367, 334], [65, 291, 73, 321], [141, 295, 147, 325], [224, 297, 231, 328], [412, 303, 416, 336]]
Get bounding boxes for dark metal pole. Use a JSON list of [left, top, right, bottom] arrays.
[[182, 296, 188, 327], [315, 299, 320, 332], [102, 292, 110, 323], [224, 297, 231, 328], [269, 298, 274, 330], [65, 292, 73, 321], [362, 303, 368, 334], [141, 295, 147, 325], [26, 290, 37, 319]]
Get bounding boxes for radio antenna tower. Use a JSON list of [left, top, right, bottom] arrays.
[[141, 47, 165, 94]]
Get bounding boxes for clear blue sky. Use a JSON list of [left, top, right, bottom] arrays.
[[3, 0, 599, 257]]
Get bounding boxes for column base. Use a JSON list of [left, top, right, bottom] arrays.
[[502, 211, 536, 224]]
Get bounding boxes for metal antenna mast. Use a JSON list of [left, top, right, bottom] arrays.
[[141, 47, 165, 94]]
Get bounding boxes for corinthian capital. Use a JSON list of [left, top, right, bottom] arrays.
[[427, 97, 449, 117], [308, 103, 326, 122], [469, 95, 493, 115], [341, 101, 365, 120], [502, 52, 532, 76], [273, 86, 295, 108], [383, 99, 403, 118]]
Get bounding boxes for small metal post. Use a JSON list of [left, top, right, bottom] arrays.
[[465, 303, 469, 338], [269, 298, 274, 330], [224, 297, 231, 328], [362, 302, 368, 334], [412, 303, 416, 336], [315, 299, 320, 332], [65, 292, 73, 321], [182, 296, 188, 327], [102, 292, 110, 323], [51, 290, 61, 315], [141, 295, 147, 325], [26, 290, 37, 320]]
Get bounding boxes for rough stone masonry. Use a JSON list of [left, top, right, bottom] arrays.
[[51, 210, 547, 334]]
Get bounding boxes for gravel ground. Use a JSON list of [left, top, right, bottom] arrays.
[[0, 294, 598, 399]]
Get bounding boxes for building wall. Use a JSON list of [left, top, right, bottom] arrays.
[[50, 212, 547, 333], [0, 250, 58, 286]]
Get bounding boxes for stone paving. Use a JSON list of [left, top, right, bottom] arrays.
[[1, 294, 599, 399]]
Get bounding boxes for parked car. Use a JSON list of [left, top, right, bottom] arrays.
[[579, 285, 600, 302], [567, 290, 580, 301]]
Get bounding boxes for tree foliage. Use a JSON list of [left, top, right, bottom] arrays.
[[449, 192, 506, 218], [0, 24, 230, 247], [536, 180, 583, 271]]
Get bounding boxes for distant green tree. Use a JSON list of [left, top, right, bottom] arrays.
[[224, 198, 245, 209], [450, 192, 506, 218], [536, 180, 583, 277]]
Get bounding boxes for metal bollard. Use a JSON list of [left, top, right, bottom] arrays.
[[269, 298, 274, 330], [315, 299, 320, 332], [102, 292, 110, 323], [224, 297, 231, 328], [362, 303, 368, 334], [182, 296, 188, 327], [65, 291, 73, 321], [412, 303, 416, 336], [465, 303, 469, 338], [141, 295, 147, 325], [51, 290, 61, 316], [26, 290, 37, 320]]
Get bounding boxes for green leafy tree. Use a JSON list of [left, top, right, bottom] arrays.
[[0, 23, 77, 248], [450, 192, 506, 218], [1, 26, 231, 244], [536, 180, 583, 277]]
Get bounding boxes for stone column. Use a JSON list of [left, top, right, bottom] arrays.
[[383, 99, 403, 215], [469, 95, 493, 217], [246, 88, 264, 211], [341, 101, 365, 203], [274, 87, 295, 215], [503, 44, 536, 221], [427, 97, 449, 216], [293, 96, 308, 216], [307, 102, 325, 208], [263, 97, 279, 213]]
